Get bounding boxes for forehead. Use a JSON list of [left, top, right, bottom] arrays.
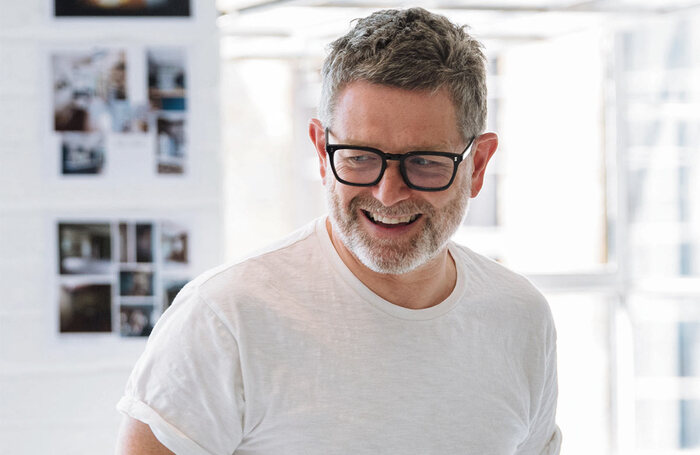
[[332, 81, 462, 150]]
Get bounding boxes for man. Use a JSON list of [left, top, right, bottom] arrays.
[[116, 7, 561, 454]]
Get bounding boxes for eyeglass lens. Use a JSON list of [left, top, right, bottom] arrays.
[[333, 148, 455, 189]]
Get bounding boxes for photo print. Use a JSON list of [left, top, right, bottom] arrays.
[[58, 218, 193, 336], [155, 111, 186, 174], [148, 47, 187, 174], [161, 220, 188, 266], [120, 304, 155, 338], [58, 222, 112, 275], [120, 269, 154, 297], [136, 223, 154, 263], [148, 47, 186, 111], [54, 0, 191, 17], [119, 222, 155, 263], [162, 278, 188, 311], [119, 222, 128, 262], [59, 281, 112, 333], [61, 132, 105, 174], [52, 49, 132, 133]]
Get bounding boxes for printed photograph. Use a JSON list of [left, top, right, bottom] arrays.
[[61, 132, 105, 175], [120, 269, 154, 296], [119, 222, 129, 263], [161, 221, 188, 265], [148, 47, 186, 111], [136, 223, 154, 263], [119, 222, 154, 263], [58, 223, 112, 275], [119, 304, 155, 337], [54, 0, 190, 17], [156, 112, 186, 174], [59, 282, 112, 333], [162, 278, 188, 311], [119, 270, 153, 297], [52, 49, 131, 133]]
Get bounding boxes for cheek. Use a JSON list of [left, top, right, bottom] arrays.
[[424, 184, 468, 213], [335, 185, 360, 207], [420, 192, 448, 211], [327, 182, 366, 210]]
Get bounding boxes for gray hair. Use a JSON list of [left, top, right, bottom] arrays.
[[319, 7, 488, 141]]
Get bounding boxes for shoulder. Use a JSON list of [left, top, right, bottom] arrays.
[[450, 242, 554, 329], [169, 219, 326, 319], [451, 242, 544, 299], [201, 219, 317, 280]]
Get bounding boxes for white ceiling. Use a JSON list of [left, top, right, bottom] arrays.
[[217, 0, 700, 58]]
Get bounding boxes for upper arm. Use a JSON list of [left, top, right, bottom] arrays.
[[117, 286, 245, 454], [116, 416, 174, 455]]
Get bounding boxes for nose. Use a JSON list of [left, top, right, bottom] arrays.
[[372, 162, 412, 207]]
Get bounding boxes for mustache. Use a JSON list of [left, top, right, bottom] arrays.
[[347, 195, 436, 217]]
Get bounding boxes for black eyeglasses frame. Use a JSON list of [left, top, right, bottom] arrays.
[[324, 127, 476, 192]]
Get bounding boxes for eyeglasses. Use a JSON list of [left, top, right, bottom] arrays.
[[325, 127, 475, 192]]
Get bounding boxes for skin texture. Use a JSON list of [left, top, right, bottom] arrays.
[[115, 416, 174, 454], [309, 80, 497, 309]]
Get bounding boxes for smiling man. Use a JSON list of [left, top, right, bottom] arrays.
[[117, 7, 561, 455]]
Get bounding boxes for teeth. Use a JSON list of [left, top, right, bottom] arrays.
[[368, 212, 419, 225]]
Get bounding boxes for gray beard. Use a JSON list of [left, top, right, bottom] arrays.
[[325, 176, 471, 275]]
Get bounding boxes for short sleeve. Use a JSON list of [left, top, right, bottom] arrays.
[[516, 310, 562, 455], [117, 283, 245, 455]]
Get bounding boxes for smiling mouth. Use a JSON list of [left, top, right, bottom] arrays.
[[362, 210, 421, 227]]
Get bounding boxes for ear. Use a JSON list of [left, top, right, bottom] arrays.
[[309, 118, 329, 185], [469, 132, 498, 197]]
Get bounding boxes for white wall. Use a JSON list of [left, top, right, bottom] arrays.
[[220, 58, 327, 260], [0, 1, 221, 453]]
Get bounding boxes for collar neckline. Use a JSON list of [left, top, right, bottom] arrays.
[[315, 216, 466, 321]]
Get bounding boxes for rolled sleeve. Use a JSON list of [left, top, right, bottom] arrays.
[[117, 284, 245, 455]]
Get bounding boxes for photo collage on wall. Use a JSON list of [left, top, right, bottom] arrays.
[[57, 220, 190, 336], [51, 46, 187, 176]]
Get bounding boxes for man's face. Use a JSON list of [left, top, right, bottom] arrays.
[[321, 81, 473, 275]]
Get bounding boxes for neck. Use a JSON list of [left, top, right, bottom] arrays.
[[326, 218, 457, 310]]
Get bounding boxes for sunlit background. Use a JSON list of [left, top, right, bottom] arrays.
[[1, 0, 699, 453]]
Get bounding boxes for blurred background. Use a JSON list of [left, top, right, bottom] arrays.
[[1, 0, 699, 453]]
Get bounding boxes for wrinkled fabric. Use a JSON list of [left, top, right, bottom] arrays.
[[118, 217, 561, 455]]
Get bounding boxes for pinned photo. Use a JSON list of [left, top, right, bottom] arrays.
[[119, 222, 154, 263], [120, 304, 155, 337], [61, 132, 105, 175], [55, 0, 191, 17], [156, 112, 186, 174], [162, 278, 188, 311], [119, 222, 129, 263], [52, 49, 130, 133], [58, 223, 112, 275], [120, 269, 154, 296], [161, 221, 188, 266], [59, 282, 112, 333], [136, 223, 154, 263], [148, 48, 186, 111]]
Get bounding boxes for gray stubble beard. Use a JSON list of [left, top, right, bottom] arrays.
[[325, 173, 471, 275]]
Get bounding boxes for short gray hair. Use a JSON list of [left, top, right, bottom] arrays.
[[319, 7, 487, 141]]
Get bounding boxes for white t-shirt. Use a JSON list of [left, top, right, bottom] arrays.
[[118, 217, 561, 455]]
